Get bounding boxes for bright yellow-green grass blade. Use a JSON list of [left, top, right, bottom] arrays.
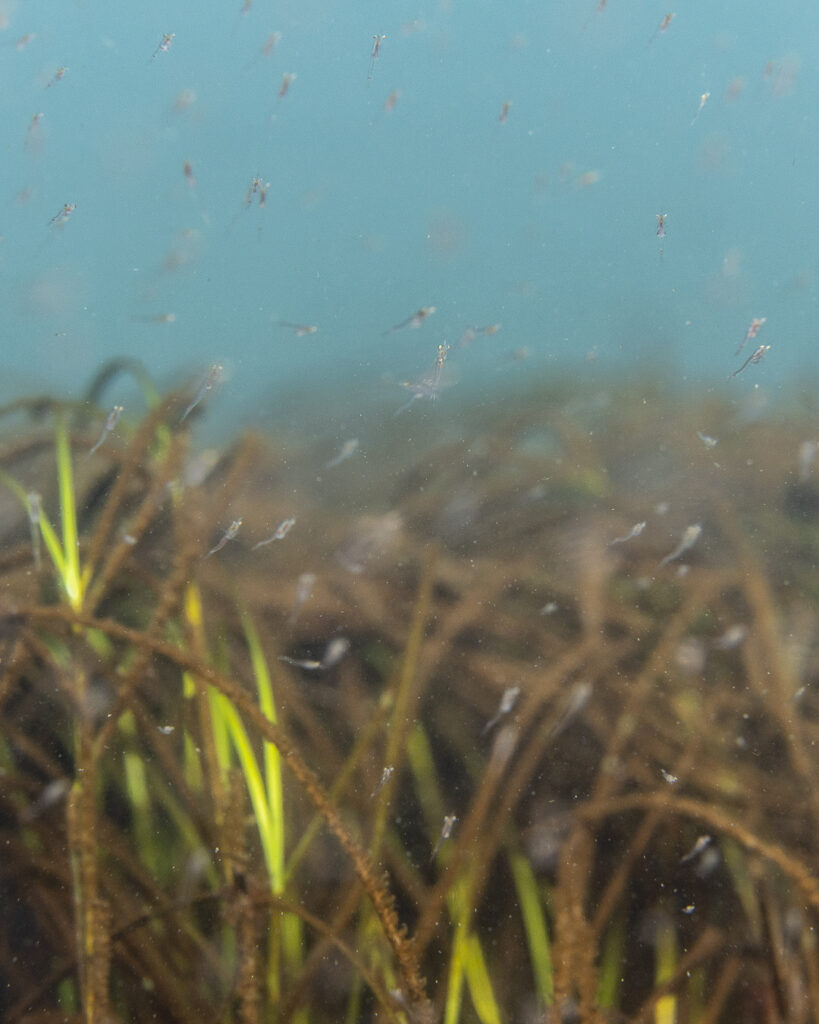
[[239, 608, 304, 1012], [444, 922, 501, 1024], [240, 609, 285, 894], [54, 410, 85, 611], [208, 689, 277, 879], [509, 850, 554, 1006]]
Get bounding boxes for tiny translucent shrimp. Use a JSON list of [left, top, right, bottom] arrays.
[[253, 517, 296, 548], [368, 34, 385, 81], [382, 306, 436, 336], [276, 320, 317, 336], [482, 685, 521, 735], [244, 176, 265, 205], [735, 316, 766, 356], [395, 343, 451, 415], [278, 72, 296, 98], [431, 815, 457, 859], [326, 439, 359, 468], [279, 654, 322, 670], [279, 636, 350, 671], [680, 834, 711, 864], [320, 637, 350, 669], [87, 404, 124, 457], [609, 521, 646, 546], [206, 518, 242, 558], [730, 344, 770, 379], [45, 66, 68, 89], [151, 33, 175, 60], [49, 202, 76, 227], [370, 765, 394, 798], [690, 91, 710, 126], [244, 32, 282, 71], [659, 523, 702, 566], [180, 363, 223, 423], [132, 312, 176, 324], [648, 12, 675, 44]]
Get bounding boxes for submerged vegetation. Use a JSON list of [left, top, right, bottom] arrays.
[[1, 364, 819, 1023]]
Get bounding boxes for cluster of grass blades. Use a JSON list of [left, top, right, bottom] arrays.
[[0, 365, 431, 1024], [1, 366, 819, 1023]]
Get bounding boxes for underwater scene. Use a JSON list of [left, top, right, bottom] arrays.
[[2, 0, 819, 1022]]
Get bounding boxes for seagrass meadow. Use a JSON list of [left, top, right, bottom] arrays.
[[1, 363, 819, 1024]]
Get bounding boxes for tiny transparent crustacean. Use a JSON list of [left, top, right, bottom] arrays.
[[736, 316, 766, 356], [151, 33, 175, 60], [730, 343, 770, 379], [395, 342, 451, 415], [325, 438, 359, 468], [206, 518, 242, 558], [180, 364, 223, 424], [648, 12, 675, 44], [87, 404, 123, 457], [367, 34, 385, 81], [609, 521, 646, 546], [278, 72, 297, 98], [45, 66, 69, 89], [680, 834, 712, 864], [382, 305, 436, 336], [370, 765, 394, 798], [482, 685, 521, 735], [244, 32, 282, 72], [690, 91, 710, 126], [431, 814, 457, 859], [659, 523, 702, 566], [253, 518, 296, 548], [276, 320, 317, 337], [279, 637, 350, 672], [49, 202, 76, 227]]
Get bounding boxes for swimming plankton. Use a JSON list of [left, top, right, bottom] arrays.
[[206, 518, 242, 558]]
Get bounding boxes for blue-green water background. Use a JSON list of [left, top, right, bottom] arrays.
[[1, 0, 817, 433]]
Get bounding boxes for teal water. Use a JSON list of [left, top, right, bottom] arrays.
[[1, 0, 817, 436]]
